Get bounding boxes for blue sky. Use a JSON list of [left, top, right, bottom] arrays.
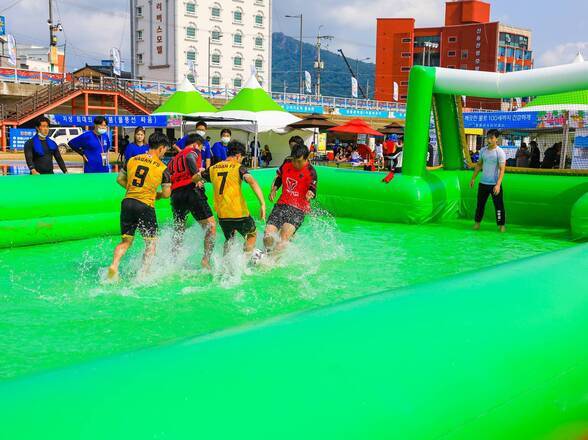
[[2, 0, 586, 69]]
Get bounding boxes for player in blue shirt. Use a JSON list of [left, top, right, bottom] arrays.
[[174, 120, 212, 168], [68, 116, 111, 173], [210, 128, 231, 165]]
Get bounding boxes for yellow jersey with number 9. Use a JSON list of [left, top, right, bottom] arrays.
[[124, 153, 171, 207], [202, 160, 250, 219]]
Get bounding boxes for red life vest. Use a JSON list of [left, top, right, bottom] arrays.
[[168, 147, 202, 191], [277, 161, 317, 213]]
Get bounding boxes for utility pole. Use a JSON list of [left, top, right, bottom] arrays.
[[48, 0, 62, 73], [314, 26, 333, 97], [285, 14, 303, 95]]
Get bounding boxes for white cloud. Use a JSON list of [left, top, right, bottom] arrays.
[[323, 0, 443, 30], [538, 41, 588, 67]]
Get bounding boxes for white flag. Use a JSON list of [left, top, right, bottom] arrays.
[[110, 47, 122, 76], [351, 76, 358, 98], [515, 97, 522, 108], [462, 95, 467, 106], [188, 60, 197, 81], [393, 81, 399, 102], [304, 71, 312, 94], [7, 34, 16, 66]]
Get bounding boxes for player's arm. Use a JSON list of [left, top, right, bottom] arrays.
[[157, 169, 172, 200], [24, 139, 39, 175], [307, 166, 318, 201], [243, 170, 266, 221], [470, 156, 483, 188], [192, 167, 210, 184], [116, 168, 128, 188], [494, 153, 506, 195], [269, 161, 286, 202]]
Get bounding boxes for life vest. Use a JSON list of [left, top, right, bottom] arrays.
[[168, 147, 201, 191]]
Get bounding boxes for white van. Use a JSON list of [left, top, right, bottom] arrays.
[[48, 127, 84, 155]]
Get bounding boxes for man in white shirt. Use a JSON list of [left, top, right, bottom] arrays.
[[470, 129, 507, 233]]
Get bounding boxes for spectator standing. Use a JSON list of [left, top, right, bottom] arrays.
[[260, 145, 273, 168], [24, 116, 68, 175], [529, 141, 541, 168], [210, 129, 231, 165], [68, 116, 111, 173], [124, 127, 149, 162], [515, 142, 531, 167]]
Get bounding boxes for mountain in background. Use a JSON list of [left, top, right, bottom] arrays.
[[272, 32, 375, 99]]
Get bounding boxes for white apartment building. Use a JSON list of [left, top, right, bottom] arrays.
[[130, 0, 272, 90]]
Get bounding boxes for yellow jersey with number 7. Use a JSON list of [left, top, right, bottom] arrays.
[[124, 154, 170, 207], [201, 160, 250, 219]]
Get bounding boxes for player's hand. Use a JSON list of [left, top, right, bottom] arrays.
[[269, 187, 277, 202], [259, 204, 266, 221], [82, 155, 88, 163], [469, 179, 475, 189], [306, 191, 315, 201], [31, 169, 40, 175], [493, 184, 501, 195], [196, 180, 204, 189]]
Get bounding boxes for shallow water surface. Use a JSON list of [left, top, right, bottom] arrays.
[[0, 215, 573, 381]]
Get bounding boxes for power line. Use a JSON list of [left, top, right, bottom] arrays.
[[0, 0, 25, 13]]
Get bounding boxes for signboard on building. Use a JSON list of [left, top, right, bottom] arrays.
[[149, 0, 170, 68], [50, 114, 169, 127], [9, 128, 36, 151], [0, 16, 6, 36]]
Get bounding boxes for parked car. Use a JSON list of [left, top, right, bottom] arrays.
[[49, 127, 84, 155]]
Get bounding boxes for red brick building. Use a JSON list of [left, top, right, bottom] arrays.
[[375, 0, 533, 108]]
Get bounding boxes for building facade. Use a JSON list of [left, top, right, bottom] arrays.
[[375, 0, 533, 108], [130, 0, 272, 90], [0, 41, 65, 72]]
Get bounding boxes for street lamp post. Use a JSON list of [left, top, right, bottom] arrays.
[[285, 14, 303, 95]]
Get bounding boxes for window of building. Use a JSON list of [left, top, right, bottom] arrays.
[[460, 64, 468, 69], [497, 61, 505, 72], [136, 6, 143, 17], [400, 95, 408, 100], [400, 81, 409, 86], [234, 9, 242, 23], [136, 30, 143, 41], [507, 47, 514, 58], [401, 66, 411, 72], [137, 53, 143, 64], [211, 74, 221, 86], [255, 36, 263, 48], [211, 4, 221, 19], [234, 55, 242, 67], [186, 2, 196, 15], [234, 77, 242, 88], [401, 52, 411, 58], [448, 50, 456, 57], [448, 36, 457, 43], [461, 49, 469, 59], [413, 36, 440, 48], [186, 25, 196, 40], [525, 51, 533, 61], [211, 29, 221, 41], [255, 58, 263, 69], [186, 49, 196, 62], [401, 37, 412, 44], [255, 14, 264, 26], [515, 49, 523, 59], [506, 63, 513, 72], [447, 65, 456, 69], [233, 32, 243, 45], [211, 53, 221, 65]]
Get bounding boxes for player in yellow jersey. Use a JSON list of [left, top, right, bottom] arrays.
[[192, 141, 266, 255], [107, 132, 171, 280]]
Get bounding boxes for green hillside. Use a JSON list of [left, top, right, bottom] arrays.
[[272, 32, 375, 99]]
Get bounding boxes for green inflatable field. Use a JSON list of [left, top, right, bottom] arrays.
[[0, 63, 587, 439]]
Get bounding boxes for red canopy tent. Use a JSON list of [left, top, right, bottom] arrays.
[[329, 118, 385, 137]]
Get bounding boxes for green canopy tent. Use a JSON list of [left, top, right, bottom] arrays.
[[152, 78, 218, 116]]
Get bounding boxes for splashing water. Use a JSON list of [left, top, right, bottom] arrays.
[[0, 215, 575, 381]]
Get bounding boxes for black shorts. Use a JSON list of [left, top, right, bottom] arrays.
[[218, 216, 257, 241], [120, 198, 157, 239], [171, 185, 213, 223], [267, 204, 306, 230]]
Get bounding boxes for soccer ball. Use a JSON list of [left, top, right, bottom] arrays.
[[250, 249, 265, 265]]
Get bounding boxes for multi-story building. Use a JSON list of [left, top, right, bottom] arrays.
[[375, 0, 533, 108], [130, 0, 272, 90]]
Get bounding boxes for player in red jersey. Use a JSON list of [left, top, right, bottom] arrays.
[[167, 133, 216, 269], [264, 143, 317, 253]]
